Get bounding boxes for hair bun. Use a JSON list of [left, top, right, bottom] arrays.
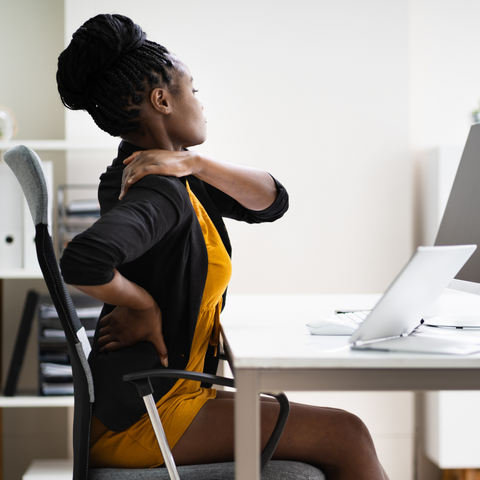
[[57, 14, 146, 110]]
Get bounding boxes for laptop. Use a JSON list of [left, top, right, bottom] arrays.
[[348, 244, 480, 355]]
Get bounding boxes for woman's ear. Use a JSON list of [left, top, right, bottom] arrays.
[[150, 88, 171, 114]]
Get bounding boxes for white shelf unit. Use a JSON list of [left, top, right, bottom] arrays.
[[0, 394, 73, 408], [23, 459, 73, 480], [0, 140, 114, 479], [0, 268, 43, 279], [0, 139, 119, 272]]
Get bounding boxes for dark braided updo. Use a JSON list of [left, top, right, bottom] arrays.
[[57, 14, 179, 137]]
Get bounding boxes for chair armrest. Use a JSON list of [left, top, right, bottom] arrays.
[[219, 326, 234, 372], [123, 369, 234, 390], [260, 392, 290, 470], [123, 369, 290, 472]]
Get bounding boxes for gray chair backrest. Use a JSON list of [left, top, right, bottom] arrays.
[[5, 145, 94, 480]]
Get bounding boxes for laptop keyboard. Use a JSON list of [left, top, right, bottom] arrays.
[[334, 310, 370, 325]]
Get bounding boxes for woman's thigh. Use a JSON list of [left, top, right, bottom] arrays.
[[171, 390, 387, 480]]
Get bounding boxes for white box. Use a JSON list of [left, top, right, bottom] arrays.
[[425, 391, 480, 468]]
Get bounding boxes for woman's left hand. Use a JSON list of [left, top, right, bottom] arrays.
[[120, 150, 195, 199]]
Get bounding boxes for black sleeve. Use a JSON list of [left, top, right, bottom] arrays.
[[202, 175, 289, 224], [60, 176, 185, 286]]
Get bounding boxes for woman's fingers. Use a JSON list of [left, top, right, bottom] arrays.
[[98, 315, 110, 327], [120, 161, 155, 199], [149, 333, 169, 367], [119, 150, 194, 200], [96, 303, 168, 366], [99, 341, 123, 353], [98, 333, 114, 347], [123, 151, 141, 165], [120, 151, 145, 199]]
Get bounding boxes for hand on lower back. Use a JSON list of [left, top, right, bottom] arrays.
[[97, 303, 168, 367]]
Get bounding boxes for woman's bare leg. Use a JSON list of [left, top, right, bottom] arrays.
[[172, 391, 389, 480]]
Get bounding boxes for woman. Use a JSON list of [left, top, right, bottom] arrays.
[[57, 14, 389, 479]]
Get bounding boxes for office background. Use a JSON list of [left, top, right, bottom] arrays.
[[1, 0, 480, 479]]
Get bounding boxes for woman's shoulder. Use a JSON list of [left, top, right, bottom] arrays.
[[127, 175, 190, 210], [100, 162, 190, 207]]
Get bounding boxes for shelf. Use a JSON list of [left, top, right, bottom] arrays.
[[0, 268, 43, 279], [0, 394, 73, 408], [0, 139, 119, 151], [23, 459, 73, 479]]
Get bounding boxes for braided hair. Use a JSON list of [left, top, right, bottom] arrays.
[[57, 14, 178, 137]]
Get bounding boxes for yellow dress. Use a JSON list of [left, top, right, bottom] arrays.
[[90, 182, 232, 468]]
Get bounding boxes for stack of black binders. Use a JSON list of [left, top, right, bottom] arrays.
[[4, 291, 102, 396]]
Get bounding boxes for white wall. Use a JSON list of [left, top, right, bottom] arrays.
[[0, 0, 65, 140], [409, 0, 480, 252], [409, 0, 480, 153], [65, 0, 412, 295], [59, 3, 480, 479], [1, 2, 68, 479], [63, 0, 480, 296]]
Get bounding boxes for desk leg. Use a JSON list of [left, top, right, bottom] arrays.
[[235, 369, 260, 480]]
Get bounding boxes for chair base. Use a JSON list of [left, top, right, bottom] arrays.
[[90, 460, 326, 479], [24, 458, 326, 480]]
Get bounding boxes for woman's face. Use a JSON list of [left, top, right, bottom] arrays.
[[164, 63, 207, 150]]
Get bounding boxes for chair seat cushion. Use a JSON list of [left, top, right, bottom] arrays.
[[89, 460, 325, 479]]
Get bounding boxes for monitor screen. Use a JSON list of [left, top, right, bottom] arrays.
[[434, 123, 480, 295]]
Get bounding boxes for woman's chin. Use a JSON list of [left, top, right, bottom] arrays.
[[185, 135, 207, 149]]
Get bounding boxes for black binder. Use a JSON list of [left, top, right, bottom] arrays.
[[3, 289, 40, 396]]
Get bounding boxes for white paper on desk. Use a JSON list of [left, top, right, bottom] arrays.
[[355, 334, 480, 355], [353, 325, 480, 355], [415, 324, 480, 343]]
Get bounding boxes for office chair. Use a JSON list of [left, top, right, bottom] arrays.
[[4, 145, 325, 480]]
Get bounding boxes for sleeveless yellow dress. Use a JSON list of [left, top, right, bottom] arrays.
[[89, 182, 232, 468]]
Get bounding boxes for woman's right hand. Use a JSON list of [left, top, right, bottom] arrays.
[[97, 303, 169, 367], [72, 269, 168, 366]]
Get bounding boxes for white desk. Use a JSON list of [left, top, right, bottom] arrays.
[[221, 293, 480, 480]]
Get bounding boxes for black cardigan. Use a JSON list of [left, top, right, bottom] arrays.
[[60, 141, 289, 431]]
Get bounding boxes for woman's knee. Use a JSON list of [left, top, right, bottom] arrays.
[[331, 408, 376, 452]]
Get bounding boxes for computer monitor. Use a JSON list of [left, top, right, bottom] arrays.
[[435, 122, 480, 296]]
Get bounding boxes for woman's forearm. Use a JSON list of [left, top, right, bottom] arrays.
[[191, 153, 278, 211], [74, 269, 168, 363], [73, 269, 155, 311], [120, 149, 278, 210]]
